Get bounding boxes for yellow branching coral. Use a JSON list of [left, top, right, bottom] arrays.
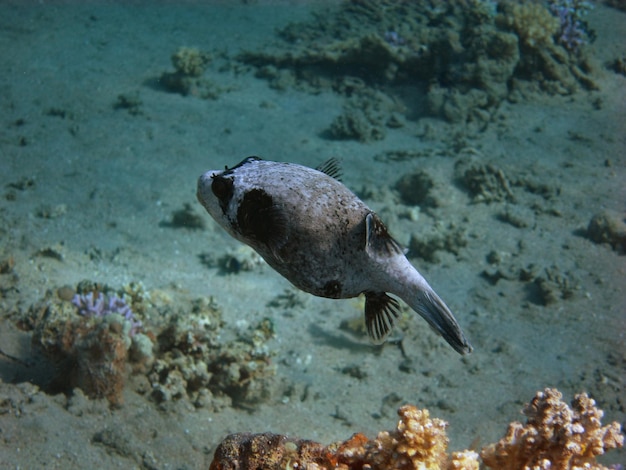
[[366, 406, 451, 469], [480, 388, 625, 469], [448, 450, 480, 470], [210, 406, 478, 470]]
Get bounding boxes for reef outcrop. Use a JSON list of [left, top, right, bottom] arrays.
[[209, 388, 623, 470]]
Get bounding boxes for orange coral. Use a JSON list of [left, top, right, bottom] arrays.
[[210, 405, 479, 470], [364, 405, 452, 469], [480, 388, 624, 469], [209, 389, 623, 470]]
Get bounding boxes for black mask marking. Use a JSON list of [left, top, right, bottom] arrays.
[[211, 175, 234, 213], [237, 188, 287, 248]]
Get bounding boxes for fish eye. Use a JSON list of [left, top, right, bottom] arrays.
[[211, 175, 234, 201]]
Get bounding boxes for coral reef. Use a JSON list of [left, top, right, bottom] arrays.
[[26, 280, 278, 409], [328, 88, 396, 142], [209, 389, 623, 470], [210, 405, 478, 470], [455, 157, 515, 204], [149, 309, 277, 410], [27, 281, 155, 405], [480, 388, 624, 469], [497, 1, 597, 95], [409, 221, 468, 263], [238, 0, 598, 129], [30, 289, 154, 405], [394, 170, 436, 207], [160, 46, 228, 99]]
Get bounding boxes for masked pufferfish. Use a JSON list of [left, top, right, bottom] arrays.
[[197, 156, 472, 355]]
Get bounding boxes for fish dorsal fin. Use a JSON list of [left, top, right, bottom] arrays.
[[365, 212, 404, 258], [364, 292, 400, 343], [316, 157, 342, 181]]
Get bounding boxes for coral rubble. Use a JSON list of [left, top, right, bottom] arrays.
[[209, 389, 623, 470]]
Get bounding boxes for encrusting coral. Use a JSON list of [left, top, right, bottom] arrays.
[[209, 389, 623, 470]]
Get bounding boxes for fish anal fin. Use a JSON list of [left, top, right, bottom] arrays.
[[364, 292, 400, 343], [365, 212, 404, 257], [316, 157, 342, 181]]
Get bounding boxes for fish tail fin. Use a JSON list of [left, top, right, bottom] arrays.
[[408, 288, 473, 355]]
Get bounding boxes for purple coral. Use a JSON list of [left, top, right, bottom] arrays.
[[72, 291, 142, 334], [549, 0, 594, 52]]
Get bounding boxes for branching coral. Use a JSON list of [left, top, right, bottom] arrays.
[[209, 389, 623, 470], [363, 405, 455, 469], [72, 290, 142, 334], [210, 405, 477, 470], [548, 0, 595, 52], [480, 388, 625, 469], [504, 2, 560, 48]]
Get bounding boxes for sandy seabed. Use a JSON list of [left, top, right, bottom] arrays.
[[0, 1, 624, 468]]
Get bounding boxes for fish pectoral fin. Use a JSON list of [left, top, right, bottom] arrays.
[[364, 292, 400, 344], [365, 212, 404, 258], [261, 204, 291, 260]]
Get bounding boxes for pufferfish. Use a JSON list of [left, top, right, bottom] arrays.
[[196, 156, 472, 355]]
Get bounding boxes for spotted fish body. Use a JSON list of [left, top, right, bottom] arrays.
[[197, 157, 472, 355]]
